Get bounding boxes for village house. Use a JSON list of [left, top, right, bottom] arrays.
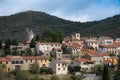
[[0, 56, 49, 72], [51, 48, 63, 60], [36, 42, 61, 55], [84, 38, 99, 50], [101, 53, 110, 60], [81, 50, 104, 65], [98, 36, 113, 45], [66, 43, 82, 57], [73, 58, 94, 72], [10, 43, 30, 54], [108, 56, 119, 66], [50, 60, 68, 75], [99, 44, 118, 55], [62, 54, 72, 64]]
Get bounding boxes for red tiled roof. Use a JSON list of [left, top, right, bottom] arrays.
[[84, 49, 98, 54], [88, 53, 103, 57], [104, 60, 113, 63], [113, 42, 120, 46], [69, 43, 81, 49], [101, 53, 109, 56], [75, 58, 93, 63], [6, 56, 23, 60], [37, 42, 61, 45], [0, 58, 10, 62], [101, 36, 113, 40], [23, 56, 48, 60], [99, 44, 117, 48]]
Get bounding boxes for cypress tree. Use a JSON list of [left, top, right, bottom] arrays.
[[103, 64, 110, 80], [114, 55, 120, 80], [102, 64, 110, 80]]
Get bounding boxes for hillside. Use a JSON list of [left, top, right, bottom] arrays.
[[0, 11, 120, 41]]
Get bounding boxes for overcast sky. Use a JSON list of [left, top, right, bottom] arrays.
[[0, 0, 120, 22]]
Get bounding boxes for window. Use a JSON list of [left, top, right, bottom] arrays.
[[20, 61, 23, 64], [42, 64, 46, 67], [45, 60, 46, 62], [26, 60, 28, 63], [12, 61, 15, 64], [62, 64, 64, 67], [0, 62, 2, 64], [16, 61, 19, 64], [6, 62, 8, 64], [58, 64, 60, 66], [58, 68, 60, 70], [8, 68, 10, 72]]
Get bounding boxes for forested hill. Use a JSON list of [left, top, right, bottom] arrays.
[[0, 11, 120, 41]]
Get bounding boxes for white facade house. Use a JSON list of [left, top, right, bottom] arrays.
[[99, 44, 118, 55], [73, 58, 94, 72], [84, 39, 99, 50], [36, 42, 61, 55], [99, 36, 113, 45], [50, 60, 68, 75]]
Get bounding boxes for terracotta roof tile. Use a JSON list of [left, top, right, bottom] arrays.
[[101, 53, 109, 56], [99, 44, 117, 48], [75, 58, 93, 63], [0, 58, 10, 62], [113, 42, 120, 46], [37, 42, 61, 45], [104, 60, 113, 63]]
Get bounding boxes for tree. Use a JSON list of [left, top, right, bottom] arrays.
[[41, 29, 64, 42], [35, 34, 41, 42], [109, 52, 116, 56], [11, 39, 19, 45], [56, 31, 64, 42], [0, 64, 6, 80], [50, 75, 60, 80], [30, 75, 44, 80], [70, 74, 82, 80], [30, 62, 39, 74], [94, 64, 104, 75], [30, 38, 36, 48], [12, 50, 19, 56], [74, 66, 81, 72], [39, 67, 53, 74], [68, 66, 81, 73], [114, 55, 120, 80], [15, 70, 31, 80], [102, 64, 110, 80], [26, 49, 34, 56], [0, 39, 2, 49], [4, 38, 12, 50], [4, 48, 12, 56]]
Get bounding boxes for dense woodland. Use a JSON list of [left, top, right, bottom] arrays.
[[0, 11, 120, 41]]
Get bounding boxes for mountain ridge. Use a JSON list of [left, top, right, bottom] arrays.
[[0, 11, 120, 41]]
